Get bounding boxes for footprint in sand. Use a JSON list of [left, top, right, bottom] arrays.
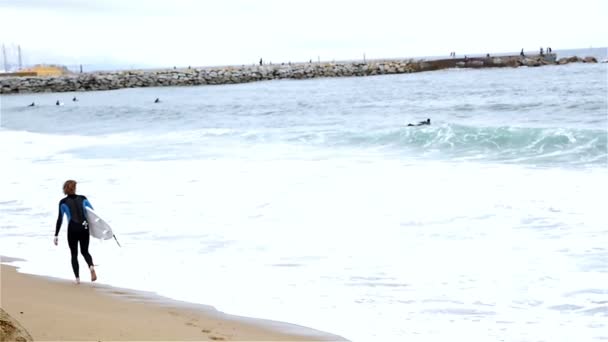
[[210, 336, 225, 341]]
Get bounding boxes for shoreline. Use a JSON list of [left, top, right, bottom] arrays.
[[0, 54, 599, 94], [0, 258, 346, 341]]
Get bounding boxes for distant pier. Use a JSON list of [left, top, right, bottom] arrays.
[[0, 54, 598, 94]]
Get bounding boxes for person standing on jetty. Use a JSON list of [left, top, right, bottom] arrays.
[[54, 180, 97, 284]]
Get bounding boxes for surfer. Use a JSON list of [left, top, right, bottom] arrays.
[[54, 180, 97, 284], [154, 98, 160, 103], [72, 96, 78, 102], [407, 118, 431, 127], [28, 102, 35, 107]]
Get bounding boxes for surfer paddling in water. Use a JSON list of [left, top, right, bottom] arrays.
[[54, 180, 97, 284], [407, 118, 431, 127]]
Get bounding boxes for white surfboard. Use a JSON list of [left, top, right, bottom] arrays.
[[85, 207, 119, 245]]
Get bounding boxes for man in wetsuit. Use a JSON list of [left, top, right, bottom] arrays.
[[54, 180, 97, 283], [407, 118, 431, 126]]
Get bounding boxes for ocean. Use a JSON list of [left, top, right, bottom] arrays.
[[1, 50, 607, 341]]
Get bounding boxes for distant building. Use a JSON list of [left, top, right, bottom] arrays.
[[18, 64, 70, 76]]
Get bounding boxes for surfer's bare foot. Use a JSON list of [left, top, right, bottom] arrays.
[[75, 278, 80, 284], [90, 266, 97, 282]]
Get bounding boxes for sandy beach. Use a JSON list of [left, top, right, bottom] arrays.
[[0, 259, 344, 341]]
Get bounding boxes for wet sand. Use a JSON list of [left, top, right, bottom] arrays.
[[0, 260, 345, 341]]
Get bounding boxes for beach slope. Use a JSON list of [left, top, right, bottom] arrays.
[[0, 263, 343, 341]]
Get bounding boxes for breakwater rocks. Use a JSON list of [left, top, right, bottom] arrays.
[[0, 55, 599, 94]]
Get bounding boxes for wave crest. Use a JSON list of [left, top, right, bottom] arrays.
[[288, 124, 607, 165]]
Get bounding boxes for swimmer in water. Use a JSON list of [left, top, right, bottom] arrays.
[[407, 118, 431, 127]]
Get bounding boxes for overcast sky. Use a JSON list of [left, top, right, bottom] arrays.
[[1, 0, 606, 69]]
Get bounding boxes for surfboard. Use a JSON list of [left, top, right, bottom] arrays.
[[85, 207, 120, 246]]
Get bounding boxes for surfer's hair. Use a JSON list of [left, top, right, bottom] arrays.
[[63, 180, 77, 195]]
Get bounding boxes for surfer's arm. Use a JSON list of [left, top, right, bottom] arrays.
[[83, 198, 94, 210], [55, 202, 68, 236]]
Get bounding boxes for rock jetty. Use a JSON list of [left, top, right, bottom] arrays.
[[0, 54, 598, 94]]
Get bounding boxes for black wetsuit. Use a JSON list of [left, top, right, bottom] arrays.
[[56, 194, 94, 278], [407, 119, 431, 127]]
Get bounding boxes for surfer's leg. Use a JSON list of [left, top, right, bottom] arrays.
[[79, 231, 96, 281], [89, 266, 97, 282], [67, 228, 80, 279], [79, 230, 93, 267]]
